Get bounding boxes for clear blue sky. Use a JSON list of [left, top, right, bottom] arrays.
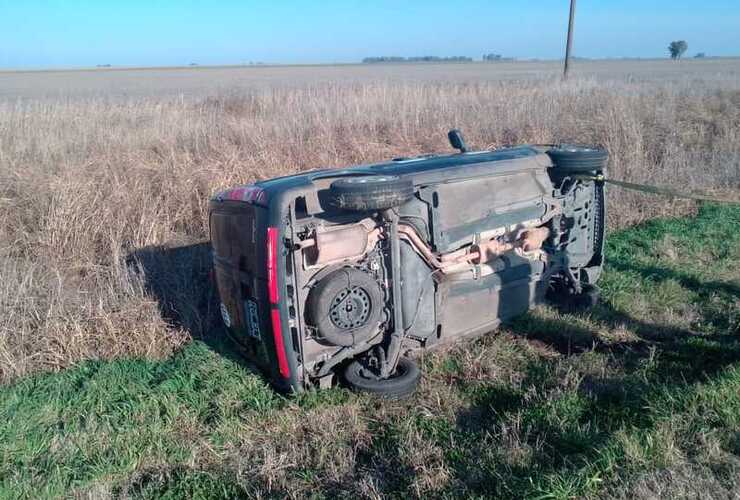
[[1, 0, 738, 68]]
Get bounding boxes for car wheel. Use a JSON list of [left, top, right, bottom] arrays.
[[558, 283, 600, 311], [574, 284, 600, 310], [547, 145, 608, 173], [344, 356, 421, 399], [306, 267, 384, 347], [547, 282, 600, 311], [329, 175, 414, 211]]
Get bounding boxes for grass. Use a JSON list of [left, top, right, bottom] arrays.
[[2, 203, 738, 499]]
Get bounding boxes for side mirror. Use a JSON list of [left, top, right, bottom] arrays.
[[448, 129, 468, 153]]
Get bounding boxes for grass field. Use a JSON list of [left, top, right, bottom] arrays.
[[2, 203, 738, 499], [0, 60, 739, 498]]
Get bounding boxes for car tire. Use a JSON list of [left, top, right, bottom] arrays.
[[571, 284, 600, 310], [547, 145, 608, 173], [344, 356, 421, 399], [561, 283, 601, 312], [329, 175, 414, 211], [306, 267, 384, 347], [547, 282, 600, 311]]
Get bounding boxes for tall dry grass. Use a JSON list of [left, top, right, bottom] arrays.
[[1, 75, 739, 382]]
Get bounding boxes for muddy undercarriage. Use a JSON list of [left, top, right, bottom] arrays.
[[210, 140, 608, 396]]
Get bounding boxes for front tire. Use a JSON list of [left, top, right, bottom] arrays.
[[547, 145, 608, 173], [573, 284, 600, 310], [548, 282, 601, 312]]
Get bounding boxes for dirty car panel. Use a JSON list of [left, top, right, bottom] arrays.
[[209, 142, 607, 395]]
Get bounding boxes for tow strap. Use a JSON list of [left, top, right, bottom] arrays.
[[575, 174, 740, 204]]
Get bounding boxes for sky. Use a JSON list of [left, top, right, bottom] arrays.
[[0, 0, 738, 69]]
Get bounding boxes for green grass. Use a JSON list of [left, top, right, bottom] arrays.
[[2, 204, 739, 499]]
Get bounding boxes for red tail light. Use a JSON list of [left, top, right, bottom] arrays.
[[266, 227, 280, 304], [267, 227, 290, 379], [270, 309, 289, 378], [220, 185, 268, 205]]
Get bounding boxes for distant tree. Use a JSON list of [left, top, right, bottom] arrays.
[[694, 52, 706, 58], [483, 53, 502, 61], [668, 40, 688, 60]]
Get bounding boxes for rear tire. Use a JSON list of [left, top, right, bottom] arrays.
[[329, 175, 414, 211], [344, 356, 420, 399], [547, 145, 608, 173]]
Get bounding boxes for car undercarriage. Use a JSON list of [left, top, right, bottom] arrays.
[[210, 134, 608, 397]]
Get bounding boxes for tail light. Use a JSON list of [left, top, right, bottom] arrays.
[[267, 227, 291, 379], [217, 185, 268, 205]]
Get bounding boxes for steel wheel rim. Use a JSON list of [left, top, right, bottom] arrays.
[[329, 286, 371, 330]]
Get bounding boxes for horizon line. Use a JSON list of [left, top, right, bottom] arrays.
[[1, 55, 735, 74]]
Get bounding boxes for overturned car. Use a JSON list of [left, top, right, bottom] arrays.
[[210, 132, 607, 398]]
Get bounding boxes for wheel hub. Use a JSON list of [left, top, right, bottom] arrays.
[[329, 286, 371, 330]]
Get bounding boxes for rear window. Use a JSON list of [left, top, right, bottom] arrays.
[[210, 204, 267, 277]]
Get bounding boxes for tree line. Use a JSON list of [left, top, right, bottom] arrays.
[[362, 56, 473, 63], [362, 42, 707, 65]]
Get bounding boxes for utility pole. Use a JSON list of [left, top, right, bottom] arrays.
[[563, 0, 576, 79]]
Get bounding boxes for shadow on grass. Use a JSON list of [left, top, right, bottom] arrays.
[[611, 260, 740, 299], [608, 258, 740, 335], [127, 242, 251, 370]]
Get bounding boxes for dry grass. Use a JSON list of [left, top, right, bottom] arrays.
[[1, 65, 739, 382]]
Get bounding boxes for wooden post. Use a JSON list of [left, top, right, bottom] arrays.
[[563, 0, 576, 79]]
